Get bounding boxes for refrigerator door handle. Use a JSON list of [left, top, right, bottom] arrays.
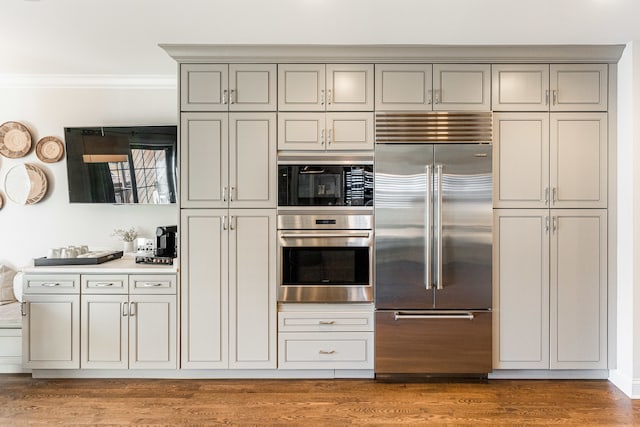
[[425, 164, 432, 290], [393, 311, 475, 320], [435, 164, 444, 290]]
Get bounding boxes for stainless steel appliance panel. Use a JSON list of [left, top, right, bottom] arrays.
[[375, 310, 492, 374], [374, 144, 435, 309], [433, 144, 492, 309]]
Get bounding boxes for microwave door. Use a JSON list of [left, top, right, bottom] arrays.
[[374, 143, 435, 310]]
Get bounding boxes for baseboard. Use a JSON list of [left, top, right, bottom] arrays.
[[489, 369, 609, 380], [31, 369, 374, 379], [609, 369, 640, 398]]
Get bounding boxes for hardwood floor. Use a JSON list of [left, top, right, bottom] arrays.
[[0, 375, 638, 425]]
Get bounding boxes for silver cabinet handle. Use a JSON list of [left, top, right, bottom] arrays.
[[222, 186, 227, 202], [318, 320, 335, 325], [425, 164, 433, 290], [327, 129, 332, 145], [545, 90, 550, 106], [20, 302, 27, 317], [122, 302, 128, 317], [435, 164, 444, 290], [394, 311, 475, 320], [545, 216, 550, 233], [327, 89, 332, 105], [142, 282, 163, 287], [544, 187, 549, 206], [129, 302, 136, 317], [434, 89, 441, 104], [230, 216, 236, 231], [41, 282, 60, 287], [427, 89, 433, 105], [95, 282, 114, 287], [230, 187, 235, 202], [552, 187, 557, 204], [319, 350, 336, 355], [229, 89, 235, 104], [552, 90, 557, 105], [321, 128, 325, 145], [222, 216, 228, 231], [320, 89, 325, 106], [552, 216, 557, 233], [222, 89, 228, 105]]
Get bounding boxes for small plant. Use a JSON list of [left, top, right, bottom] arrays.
[[112, 227, 138, 242]]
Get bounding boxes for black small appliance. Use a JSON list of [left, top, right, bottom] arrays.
[[155, 225, 177, 258]]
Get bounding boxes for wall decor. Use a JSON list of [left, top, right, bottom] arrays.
[[4, 163, 48, 205], [0, 121, 32, 158], [35, 136, 64, 163], [0, 192, 3, 210]]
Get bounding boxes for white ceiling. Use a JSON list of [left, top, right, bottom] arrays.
[[3, 0, 640, 75]]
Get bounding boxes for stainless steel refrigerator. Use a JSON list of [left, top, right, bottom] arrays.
[[374, 113, 493, 375]]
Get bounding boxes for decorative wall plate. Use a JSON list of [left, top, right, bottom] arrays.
[[0, 192, 3, 210], [0, 121, 32, 158], [35, 136, 65, 163], [4, 163, 48, 205]]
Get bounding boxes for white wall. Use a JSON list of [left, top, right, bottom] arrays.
[[0, 82, 178, 270]]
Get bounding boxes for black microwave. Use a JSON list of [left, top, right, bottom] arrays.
[[278, 164, 373, 207]]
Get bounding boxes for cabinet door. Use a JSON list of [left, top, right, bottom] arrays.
[[550, 113, 607, 208], [229, 64, 277, 111], [326, 64, 374, 111], [432, 64, 491, 111], [375, 64, 433, 111], [493, 113, 549, 208], [180, 64, 229, 112], [129, 294, 177, 370], [81, 294, 128, 369], [181, 209, 229, 369], [278, 64, 326, 111], [229, 113, 277, 208], [180, 113, 229, 208], [550, 64, 608, 112], [492, 64, 550, 111], [277, 112, 325, 151], [493, 210, 549, 369], [228, 210, 276, 369], [550, 210, 607, 369], [325, 112, 374, 151], [23, 294, 80, 369]]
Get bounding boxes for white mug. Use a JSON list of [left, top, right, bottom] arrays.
[[47, 248, 61, 259], [61, 248, 77, 258], [79, 245, 89, 254]]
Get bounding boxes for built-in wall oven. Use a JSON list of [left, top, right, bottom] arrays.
[[277, 158, 374, 303]]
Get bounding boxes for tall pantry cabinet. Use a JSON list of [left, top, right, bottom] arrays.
[[179, 64, 277, 369], [492, 64, 609, 370]]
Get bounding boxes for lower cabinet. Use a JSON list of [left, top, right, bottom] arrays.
[[493, 209, 607, 370], [180, 209, 277, 369], [278, 307, 375, 370]]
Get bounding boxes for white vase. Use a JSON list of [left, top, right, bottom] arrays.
[[123, 241, 134, 253]]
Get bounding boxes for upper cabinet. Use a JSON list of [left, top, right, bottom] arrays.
[[181, 64, 277, 112], [278, 64, 374, 111], [375, 64, 491, 111], [492, 64, 608, 112]]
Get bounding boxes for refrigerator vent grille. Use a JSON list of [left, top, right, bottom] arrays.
[[375, 112, 492, 143]]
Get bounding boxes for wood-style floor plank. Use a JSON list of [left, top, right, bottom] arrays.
[[0, 375, 638, 425]]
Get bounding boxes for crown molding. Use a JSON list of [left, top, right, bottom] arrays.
[[159, 44, 626, 64], [0, 74, 177, 89]]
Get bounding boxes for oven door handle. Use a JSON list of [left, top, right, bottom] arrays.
[[279, 232, 370, 239]]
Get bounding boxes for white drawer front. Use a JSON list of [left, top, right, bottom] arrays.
[[23, 274, 80, 294], [278, 311, 374, 332], [278, 332, 374, 370], [129, 274, 177, 294], [81, 274, 128, 294]]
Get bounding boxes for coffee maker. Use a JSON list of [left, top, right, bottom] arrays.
[[155, 225, 177, 258]]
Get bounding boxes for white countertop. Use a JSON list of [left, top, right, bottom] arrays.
[[23, 254, 178, 274]]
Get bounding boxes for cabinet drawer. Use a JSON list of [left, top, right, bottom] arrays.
[[278, 311, 374, 332], [278, 332, 374, 370], [23, 274, 80, 294], [81, 274, 128, 294], [129, 274, 176, 294]]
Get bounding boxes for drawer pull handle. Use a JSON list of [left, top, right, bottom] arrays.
[[95, 282, 114, 287], [318, 320, 335, 325], [319, 350, 336, 355], [41, 282, 60, 287], [142, 283, 164, 287]]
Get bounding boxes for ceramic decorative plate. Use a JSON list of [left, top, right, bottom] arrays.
[[0, 121, 32, 158], [0, 192, 3, 210], [35, 136, 65, 163], [4, 163, 48, 205]]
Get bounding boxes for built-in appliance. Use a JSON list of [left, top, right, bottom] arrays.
[[374, 112, 493, 377], [278, 162, 373, 208], [277, 213, 373, 303], [64, 125, 177, 204]]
